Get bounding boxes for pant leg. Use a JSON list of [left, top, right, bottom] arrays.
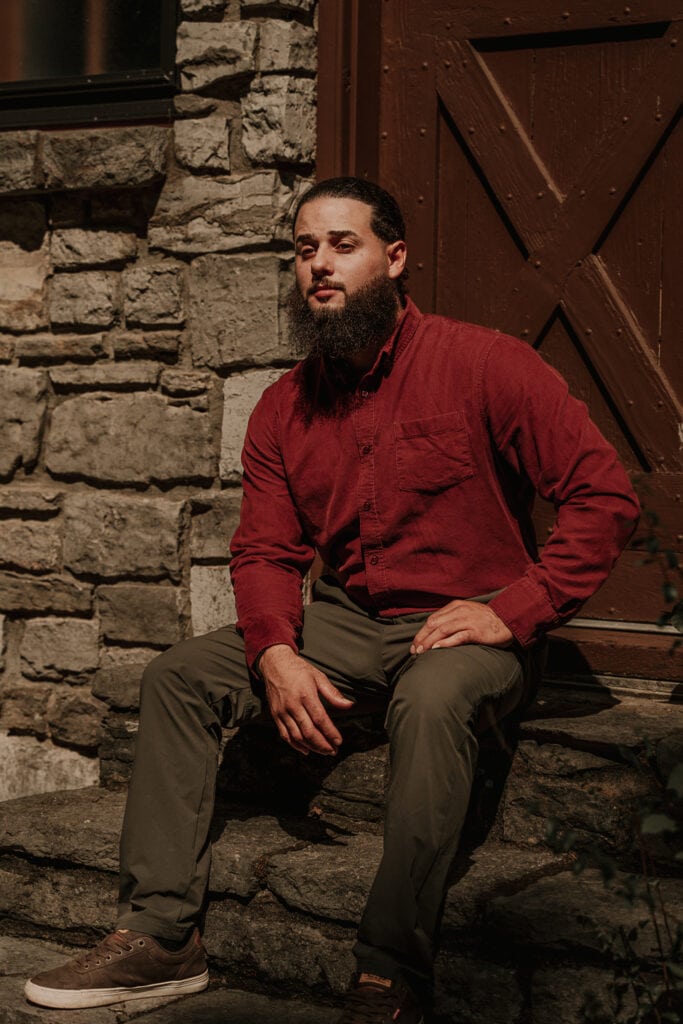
[[117, 625, 260, 939], [354, 640, 530, 984]]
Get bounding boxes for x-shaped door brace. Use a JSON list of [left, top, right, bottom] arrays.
[[437, 23, 683, 470]]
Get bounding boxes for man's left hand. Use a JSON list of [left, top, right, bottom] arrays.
[[410, 600, 513, 653]]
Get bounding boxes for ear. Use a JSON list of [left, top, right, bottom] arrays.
[[386, 239, 407, 280]]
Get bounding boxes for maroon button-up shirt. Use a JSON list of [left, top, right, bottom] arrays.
[[230, 299, 639, 670]]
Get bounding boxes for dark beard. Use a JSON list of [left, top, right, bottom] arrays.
[[288, 273, 401, 362]]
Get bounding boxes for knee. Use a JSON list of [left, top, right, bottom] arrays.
[[386, 659, 472, 740], [139, 639, 198, 707]]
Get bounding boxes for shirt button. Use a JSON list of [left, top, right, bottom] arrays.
[[361, 500, 372, 512], [361, 390, 370, 399], [369, 554, 379, 566], [361, 444, 372, 456]]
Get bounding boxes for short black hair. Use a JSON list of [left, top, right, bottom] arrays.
[[292, 176, 408, 300]]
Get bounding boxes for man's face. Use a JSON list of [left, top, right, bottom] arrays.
[[293, 196, 404, 312]]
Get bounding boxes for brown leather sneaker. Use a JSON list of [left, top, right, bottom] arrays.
[[24, 928, 209, 1009], [337, 974, 424, 1023]]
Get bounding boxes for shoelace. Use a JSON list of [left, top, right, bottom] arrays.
[[340, 981, 403, 1023], [74, 931, 135, 970]]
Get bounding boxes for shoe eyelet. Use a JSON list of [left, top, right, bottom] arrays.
[[105, 955, 112, 961], [137, 939, 145, 946]]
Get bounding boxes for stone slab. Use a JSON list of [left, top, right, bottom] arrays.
[[124, 260, 186, 328], [188, 254, 285, 369], [46, 394, 215, 486], [0, 337, 13, 361], [487, 868, 683, 958], [242, 0, 315, 8], [0, 733, 98, 803], [0, 572, 92, 615], [21, 618, 99, 682], [46, 688, 107, 750], [0, 369, 47, 479], [149, 170, 292, 255], [174, 116, 230, 174], [0, 243, 49, 333], [258, 20, 316, 73], [432, 953, 523, 1024], [92, 665, 144, 712], [51, 229, 137, 268], [530, 964, 637, 1024], [0, 787, 123, 872], [50, 271, 118, 328], [62, 493, 183, 581], [110, 331, 180, 360], [16, 333, 108, 364], [49, 362, 160, 391], [0, 520, 61, 573], [0, 131, 40, 192], [0, 683, 50, 737], [267, 832, 382, 925], [97, 584, 181, 646], [176, 21, 257, 91], [220, 368, 286, 481], [161, 370, 213, 397], [242, 75, 316, 165], [210, 814, 301, 898], [441, 841, 571, 931], [0, 488, 61, 515], [190, 565, 235, 635], [190, 492, 242, 561], [41, 128, 169, 190]]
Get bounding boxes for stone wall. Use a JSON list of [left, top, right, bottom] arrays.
[[0, 0, 317, 800]]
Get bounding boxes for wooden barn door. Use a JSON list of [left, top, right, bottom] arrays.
[[318, 1, 683, 688]]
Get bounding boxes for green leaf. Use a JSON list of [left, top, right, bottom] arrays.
[[667, 764, 683, 798], [640, 813, 678, 835]]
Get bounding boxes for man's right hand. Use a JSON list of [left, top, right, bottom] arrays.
[[259, 644, 354, 757]]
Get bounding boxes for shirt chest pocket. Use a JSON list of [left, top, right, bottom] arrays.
[[393, 410, 474, 493]]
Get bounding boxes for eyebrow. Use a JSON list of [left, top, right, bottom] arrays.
[[295, 229, 362, 245]]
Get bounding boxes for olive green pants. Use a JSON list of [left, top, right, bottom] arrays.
[[118, 576, 540, 983]]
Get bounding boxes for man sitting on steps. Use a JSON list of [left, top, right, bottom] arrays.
[[25, 177, 639, 1023]]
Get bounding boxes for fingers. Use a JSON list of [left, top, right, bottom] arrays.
[[410, 601, 513, 652], [317, 678, 355, 708]]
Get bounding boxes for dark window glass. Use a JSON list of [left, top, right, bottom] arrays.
[[0, 0, 176, 128]]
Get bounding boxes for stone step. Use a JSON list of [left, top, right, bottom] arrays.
[[1, 689, 681, 1022], [0, 935, 338, 1024]]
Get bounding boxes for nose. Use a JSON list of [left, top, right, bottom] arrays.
[[310, 243, 333, 279]]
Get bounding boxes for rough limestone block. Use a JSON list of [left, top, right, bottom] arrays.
[[149, 169, 291, 255], [0, 238, 49, 332], [49, 362, 159, 391], [0, 488, 61, 515], [531, 964, 636, 1024], [242, 75, 316, 165], [16, 332, 108, 364], [242, 0, 315, 9], [41, 126, 169, 190], [160, 369, 213, 396], [174, 115, 230, 173], [433, 954, 523, 1024], [124, 259, 186, 328], [97, 584, 180, 646], [267, 832, 382, 924], [190, 492, 242, 561], [0, 859, 116, 935], [0, 571, 92, 615], [46, 393, 215, 485], [210, 816, 298, 898], [258, 20, 316, 73], [501, 739, 654, 852], [21, 617, 99, 683], [487, 868, 683, 958], [0, 131, 40, 192], [110, 330, 180, 360], [92, 664, 144, 711], [181, 0, 227, 16], [177, 21, 257, 92], [0, 683, 50, 737], [174, 94, 218, 119], [190, 564, 235, 635], [47, 688, 106, 749], [189, 254, 285, 369], [0, 732, 98, 802], [0, 368, 47, 479], [220, 368, 286, 480], [50, 270, 118, 328], [0, 613, 4, 671], [0, 520, 61, 573], [62, 493, 183, 581], [51, 228, 137, 268], [206, 894, 353, 997], [0, 337, 13, 361]]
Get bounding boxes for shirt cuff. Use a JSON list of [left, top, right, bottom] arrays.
[[238, 614, 301, 674], [488, 577, 560, 649]]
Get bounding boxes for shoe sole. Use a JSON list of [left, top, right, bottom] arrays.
[[24, 969, 209, 1009]]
